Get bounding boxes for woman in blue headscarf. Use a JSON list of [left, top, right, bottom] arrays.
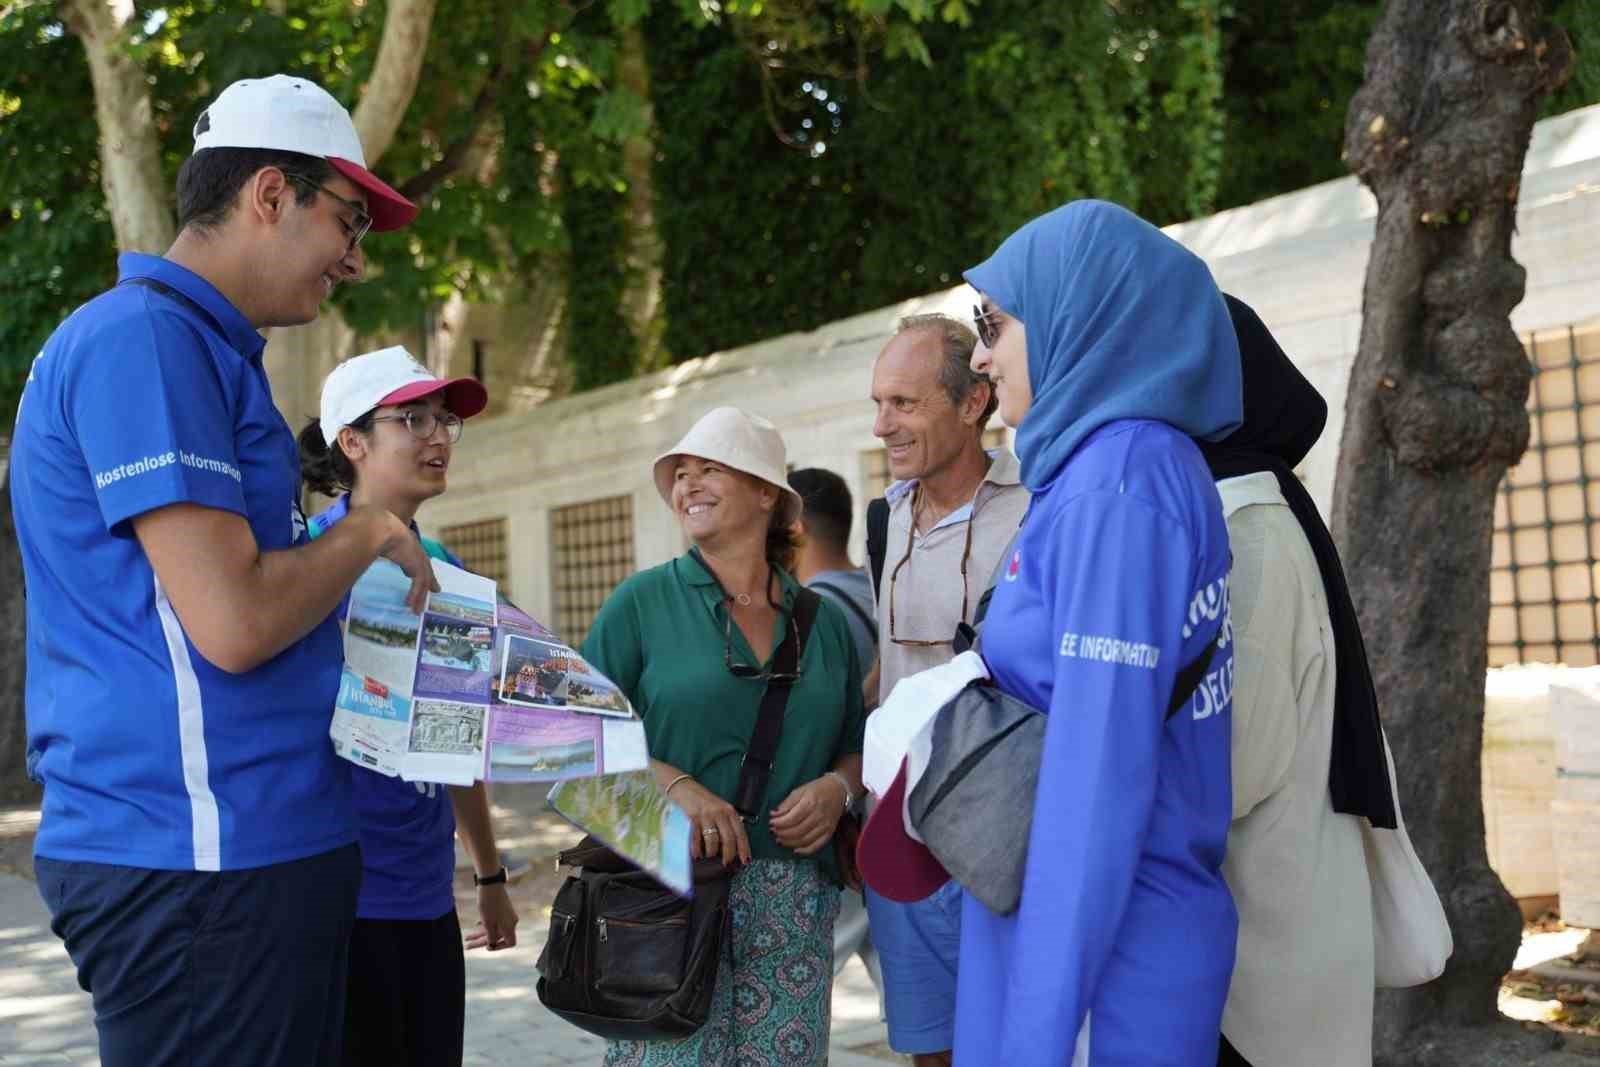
[[958, 200, 1243, 1065]]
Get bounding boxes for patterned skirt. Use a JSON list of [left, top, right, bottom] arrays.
[[603, 859, 840, 1067]]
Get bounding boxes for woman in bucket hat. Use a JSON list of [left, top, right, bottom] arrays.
[[582, 406, 868, 1066], [297, 346, 518, 1067], [956, 201, 1243, 1065]]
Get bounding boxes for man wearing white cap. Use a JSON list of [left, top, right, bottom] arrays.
[[10, 75, 433, 1066]]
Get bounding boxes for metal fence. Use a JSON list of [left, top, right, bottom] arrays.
[[1489, 320, 1600, 666], [551, 495, 635, 648]]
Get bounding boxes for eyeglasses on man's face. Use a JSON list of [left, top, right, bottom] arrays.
[[285, 172, 372, 255], [370, 407, 464, 443]]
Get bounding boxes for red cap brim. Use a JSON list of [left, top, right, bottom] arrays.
[[378, 377, 489, 418], [327, 157, 418, 232], [857, 758, 949, 903]]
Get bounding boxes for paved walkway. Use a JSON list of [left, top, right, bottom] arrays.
[[0, 791, 900, 1066]]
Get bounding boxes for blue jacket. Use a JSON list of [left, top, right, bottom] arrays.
[[955, 420, 1237, 1065]]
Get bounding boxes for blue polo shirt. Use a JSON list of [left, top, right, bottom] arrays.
[[12, 253, 354, 872]]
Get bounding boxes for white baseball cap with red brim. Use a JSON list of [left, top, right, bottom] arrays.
[[192, 74, 418, 231], [319, 346, 488, 446]]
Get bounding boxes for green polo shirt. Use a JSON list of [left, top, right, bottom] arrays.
[[582, 552, 865, 883]]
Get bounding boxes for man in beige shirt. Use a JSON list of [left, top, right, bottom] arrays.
[[863, 314, 1029, 1067]]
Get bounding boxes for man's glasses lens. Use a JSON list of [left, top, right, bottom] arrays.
[[286, 173, 372, 253]]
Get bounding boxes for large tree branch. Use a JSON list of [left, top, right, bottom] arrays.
[[396, 39, 532, 201], [352, 0, 438, 165], [59, 0, 175, 253]]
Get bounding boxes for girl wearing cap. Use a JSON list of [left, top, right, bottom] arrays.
[[298, 347, 517, 1067], [582, 406, 867, 1067], [957, 201, 1243, 1064]]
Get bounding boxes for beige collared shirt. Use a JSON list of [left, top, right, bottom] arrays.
[[875, 449, 1030, 700]]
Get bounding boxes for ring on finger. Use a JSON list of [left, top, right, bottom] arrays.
[[702, 827, 720, 837]]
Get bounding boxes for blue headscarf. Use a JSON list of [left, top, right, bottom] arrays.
[[964, 200, 1243, 492]]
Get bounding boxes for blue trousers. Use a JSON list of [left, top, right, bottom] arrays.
[[36, 843, 361, 1067]]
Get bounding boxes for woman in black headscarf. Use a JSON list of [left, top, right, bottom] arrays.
[[1200, 295, 1397, 1067]]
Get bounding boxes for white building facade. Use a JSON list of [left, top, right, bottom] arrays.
[[411, 105, 1600, 656]]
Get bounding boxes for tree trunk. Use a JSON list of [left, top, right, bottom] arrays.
[[0, 469, 37, 806], [266, 0, 439, 426], [60, 0, 175, 254], [352, 0, 438, 163], [617, 25, 666, 369], [1332, 1, 1571, 1058]]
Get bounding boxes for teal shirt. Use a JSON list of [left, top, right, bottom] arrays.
[[582, 552, 865, 883]]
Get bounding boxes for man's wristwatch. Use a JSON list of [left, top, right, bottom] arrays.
[[474, 866, 509, 887]]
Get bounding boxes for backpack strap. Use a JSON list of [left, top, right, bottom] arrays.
[[732, 588, 823, 820], [809, 579, 877, 641], [1164, 637, 1218, 721], [866, 498, 890, 599], [121, 276, 229, 340]]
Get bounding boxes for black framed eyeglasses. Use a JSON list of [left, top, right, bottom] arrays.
[[888, 488, 975, 647], [972, 302, 1003, 349], [285, 172, 373, 254], [370, 408, 464, 443], [723, 609, 803, 687]]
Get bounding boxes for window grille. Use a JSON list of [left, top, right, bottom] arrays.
[[551, 495, 636, 648], [1489, 320, 1600, 666], [859, 427, 1009, 502], [439, 517, 509, 585]]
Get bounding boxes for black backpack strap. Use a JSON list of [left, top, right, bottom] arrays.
[[732, 588, 823, 819], [1165, 637, 1218, 721], [121, 276, 229, 339], [809, 580, 877, 641], [866, 498, 890, 599]]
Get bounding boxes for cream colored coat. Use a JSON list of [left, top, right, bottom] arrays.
[[1218, 473, 1374, 1067]]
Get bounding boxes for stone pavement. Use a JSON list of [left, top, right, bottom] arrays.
[[0, 790, 902, 1066]]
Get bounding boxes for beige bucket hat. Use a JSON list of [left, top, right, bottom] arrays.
[[652, 407, 802, 526]]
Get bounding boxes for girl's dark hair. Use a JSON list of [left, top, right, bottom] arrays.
[[766, 505, 801, 575], [298, 412, 374, 497]]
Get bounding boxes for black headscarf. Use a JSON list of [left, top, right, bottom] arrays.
[[1200, 295, 1397, 829]]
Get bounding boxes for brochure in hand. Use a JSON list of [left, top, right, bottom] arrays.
[[547, 770, 694, 897], [329, 558, 649, 786]]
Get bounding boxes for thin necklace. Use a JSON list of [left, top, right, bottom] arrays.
[[692, 547, 770, 608]]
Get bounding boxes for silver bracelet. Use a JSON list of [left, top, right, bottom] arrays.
[[825, 770, 856, 806]]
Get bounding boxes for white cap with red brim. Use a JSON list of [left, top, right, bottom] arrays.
[[319, 346, 488, 446], [192, 74, 418, 231]]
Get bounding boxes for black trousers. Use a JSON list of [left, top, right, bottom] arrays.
[[1218, 1034, 1254, 1066], [343, 909, 467, 1067], [37, 844, 361, 1067]]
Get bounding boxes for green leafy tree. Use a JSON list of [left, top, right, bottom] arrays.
[[645, 0, 1227, 366]]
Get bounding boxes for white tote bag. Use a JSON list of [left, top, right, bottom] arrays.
[[1361, 729, 1454, 988]]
